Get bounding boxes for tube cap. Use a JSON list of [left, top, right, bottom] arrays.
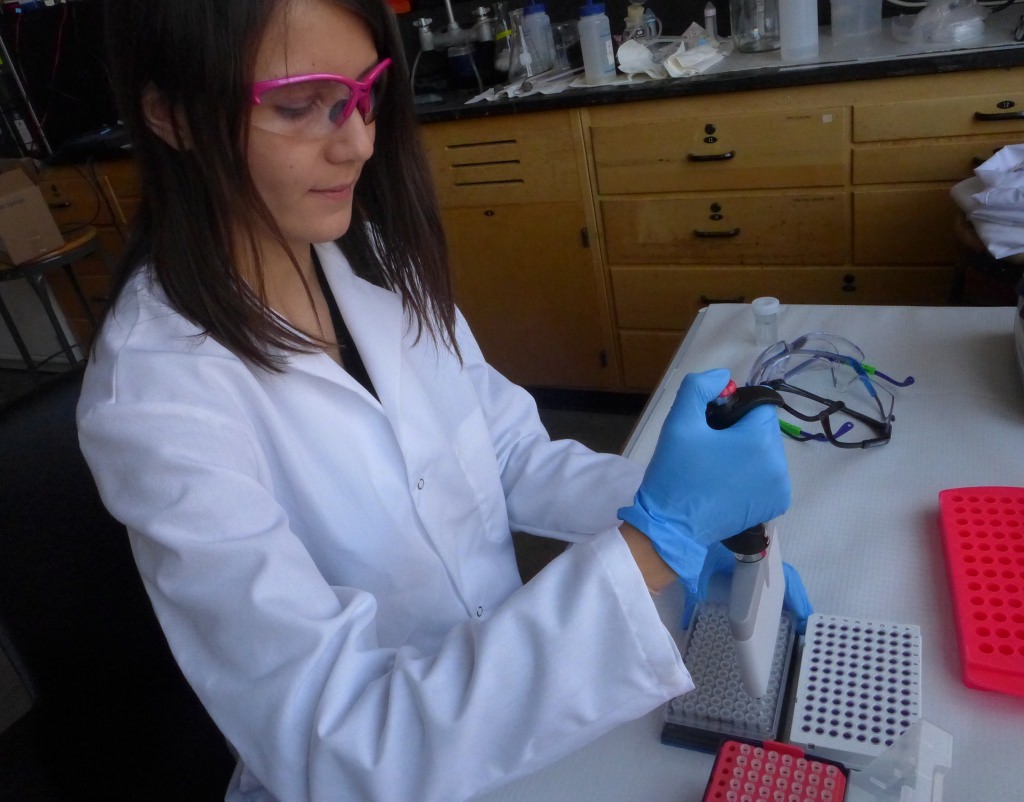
[[752, 296, 780, 316]]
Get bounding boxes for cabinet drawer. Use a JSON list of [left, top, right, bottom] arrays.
[[855, 91, 1024, 142], [613, 266, 765, 330], [420, 110, 582, 208], [592, 108, 847, 194], [602, 192, 848, 265], [853, 136, 1019, 185], [38, 171, 116, 228], [854, 187, 958, 265], [613, 264, 953, 332]]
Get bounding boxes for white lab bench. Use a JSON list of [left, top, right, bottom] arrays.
[[474, 303, 1024, 802]]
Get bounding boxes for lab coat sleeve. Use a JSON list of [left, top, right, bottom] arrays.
[[78, 395, 691, 802], [455, 314, 646, 541]]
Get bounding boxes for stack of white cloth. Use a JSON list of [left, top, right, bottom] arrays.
[[950, 144, 1024, 259]]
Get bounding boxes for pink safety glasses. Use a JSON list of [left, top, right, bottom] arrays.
[[251, 57, 391, 138]]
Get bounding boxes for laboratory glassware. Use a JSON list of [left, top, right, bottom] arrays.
[[729, 0, 780, 52]]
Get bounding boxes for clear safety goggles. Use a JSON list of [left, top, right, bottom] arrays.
[[747, 332, 915, 449], [250, 58, 391, 138]]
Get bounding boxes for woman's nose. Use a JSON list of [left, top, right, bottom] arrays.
[[324, 114, 375, 163]]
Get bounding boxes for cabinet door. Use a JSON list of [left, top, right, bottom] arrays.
[[442, 202, 613, 389], [619, 331, 685, 391]]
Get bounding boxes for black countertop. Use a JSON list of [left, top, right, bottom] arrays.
[[414, 8, 1024, 123]]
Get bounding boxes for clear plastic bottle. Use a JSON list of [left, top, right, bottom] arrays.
[[522, 2, 556, 74], [704, 1, 719, 43], [579, 1, 616, 84], [779, 0, 818, 62]]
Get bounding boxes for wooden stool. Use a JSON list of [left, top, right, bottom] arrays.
[[951, 214, 1024, 306], [0, 226, 105, 373]]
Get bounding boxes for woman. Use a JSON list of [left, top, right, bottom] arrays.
[[77, 1, 790, 800]]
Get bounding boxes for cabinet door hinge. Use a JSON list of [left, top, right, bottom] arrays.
[[580, 226, 590, 248]]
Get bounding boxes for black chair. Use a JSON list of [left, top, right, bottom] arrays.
[[0, 367, 235, 801]]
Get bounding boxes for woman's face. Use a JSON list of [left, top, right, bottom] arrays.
[[248, 0, 379, 258]]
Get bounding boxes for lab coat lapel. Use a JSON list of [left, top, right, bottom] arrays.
[[312, 243, 402, 409], [313, 243, 447, 476], [313, 244, 480, 607]]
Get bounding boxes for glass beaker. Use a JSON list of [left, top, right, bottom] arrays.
[[729, 0, 780, 52], [507, 8, 532, 83], [492, 1, 513, 76]]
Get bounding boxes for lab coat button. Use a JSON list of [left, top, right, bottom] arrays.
[[416, 478, 424, 490], [476, 606, 483, 617]]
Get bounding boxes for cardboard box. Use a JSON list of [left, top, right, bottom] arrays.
[[0, 162, 64, 266]]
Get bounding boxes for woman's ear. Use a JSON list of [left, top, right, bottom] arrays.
[[142, 83, 191, 149]]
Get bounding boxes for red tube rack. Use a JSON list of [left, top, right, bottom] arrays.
[[938, 486, 1024, 698]]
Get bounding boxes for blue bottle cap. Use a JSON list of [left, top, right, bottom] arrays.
[[580, 1, 604, 14]]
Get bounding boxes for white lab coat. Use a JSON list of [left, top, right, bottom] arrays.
[[77, 242, 693, 802]]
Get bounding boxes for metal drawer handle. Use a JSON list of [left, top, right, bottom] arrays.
[[974, 110, 1024, 122], [700, 294, 745, 305], [687, 150, 736, 162], [693, 227, 741, 238]]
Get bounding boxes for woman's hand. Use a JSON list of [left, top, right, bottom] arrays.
[[618, 369, 791, 593]]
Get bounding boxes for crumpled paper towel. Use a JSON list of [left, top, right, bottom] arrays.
[[616, 38, 724, 80], [950, 143, 1024, 259], [664, 43, 724, 77]]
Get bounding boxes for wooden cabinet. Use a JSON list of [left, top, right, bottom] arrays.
[[579, 67, 1024, 390], [36, 159, 138, 348], [851, 75, 1024, 289], [587, 92, 855, 389], [419, 110, 616, 389]]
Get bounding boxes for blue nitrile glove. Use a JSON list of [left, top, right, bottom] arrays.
[[618, 368, 791, 595], [680, 542, 813, 635]]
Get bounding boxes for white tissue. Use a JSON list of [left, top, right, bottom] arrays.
[[664, 43, 724, 77]]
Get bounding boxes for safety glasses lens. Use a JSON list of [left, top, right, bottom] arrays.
[[252, 66, 388, 138]]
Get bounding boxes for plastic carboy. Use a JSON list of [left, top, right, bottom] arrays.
[[579, 1, 616, 84], [729, 0, 780, 52]]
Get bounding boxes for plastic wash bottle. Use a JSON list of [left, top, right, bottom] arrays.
[[522, 2, 556, 73], [579, 1, 616, 85]]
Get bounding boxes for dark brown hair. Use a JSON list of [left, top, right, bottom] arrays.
[[102, 0, 457, 370]]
